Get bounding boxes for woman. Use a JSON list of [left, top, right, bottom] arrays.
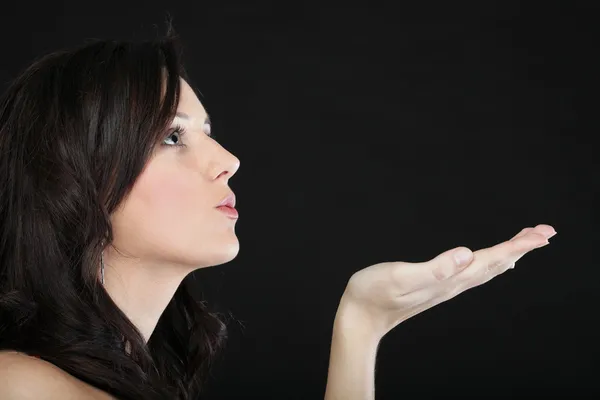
[[0, 25, 556, 399]]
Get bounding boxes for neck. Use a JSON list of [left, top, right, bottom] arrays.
[[100, 245, 189, 343]]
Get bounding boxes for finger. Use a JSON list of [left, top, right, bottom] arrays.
[[453, 230, 550, 288], [389, 225, 555, 299], [396, 230, 548, 307], [492, 230, 550, 258], [529, 224, 557, 239], [506, 227, 534, 268], [511, 227, 533, 241], [511, 224, 556, 242], [390, 225, 557, 321], [490, 225, 555, 270], [447, 225, 557, 304], [389, 246, 473, 296]]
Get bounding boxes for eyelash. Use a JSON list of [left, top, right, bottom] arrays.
[[162, 124, 188, 149], [161, 123, 215, 150]]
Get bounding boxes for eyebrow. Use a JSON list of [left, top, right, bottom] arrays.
[[176, 112, 211, 126]]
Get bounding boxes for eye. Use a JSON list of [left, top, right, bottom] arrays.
[[162, 124, 187, 148]]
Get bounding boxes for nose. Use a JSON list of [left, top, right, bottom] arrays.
[[213, 151, 240, 182]]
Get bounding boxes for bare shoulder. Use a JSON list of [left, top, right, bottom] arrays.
[[0, 350, 112, 399]]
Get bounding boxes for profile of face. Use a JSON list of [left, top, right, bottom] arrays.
[[109, 79, 240, 278]]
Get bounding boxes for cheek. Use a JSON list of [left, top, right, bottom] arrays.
[[120, 171, 197, 249], [136, 168, 201, 218], [111, 162, 237, 265]]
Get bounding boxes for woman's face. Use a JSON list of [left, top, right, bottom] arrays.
[[110, 79, 240, 272]]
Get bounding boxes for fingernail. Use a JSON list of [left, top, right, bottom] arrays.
[[547, 231, 557, 239], [535, 240, 550, 248], [454, 249, 473, 267]]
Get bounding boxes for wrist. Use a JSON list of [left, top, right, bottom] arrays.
[[325, 296, 382, 400], [334, 295, 385, 345]]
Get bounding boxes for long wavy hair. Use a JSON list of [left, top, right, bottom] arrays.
[[0, 25, 228, 399]]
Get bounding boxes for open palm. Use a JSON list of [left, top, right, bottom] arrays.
[[341, 224, 556, 338]]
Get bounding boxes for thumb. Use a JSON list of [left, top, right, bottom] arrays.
[[427, 246, 473, 282], [388, 246, 474, 296]]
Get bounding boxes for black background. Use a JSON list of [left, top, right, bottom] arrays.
[[1, 1, 598, 398]]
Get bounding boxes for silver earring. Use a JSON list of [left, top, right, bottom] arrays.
[[100, 250, 105, 285]]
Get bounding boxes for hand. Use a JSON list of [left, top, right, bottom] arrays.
[[338, 224, 557, 340]]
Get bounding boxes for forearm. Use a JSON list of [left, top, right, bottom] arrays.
[[324, 300, 383, 400]]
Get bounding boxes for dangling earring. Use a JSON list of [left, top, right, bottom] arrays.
[[100, 240, 105, 285], [100, 250, 105, 285]]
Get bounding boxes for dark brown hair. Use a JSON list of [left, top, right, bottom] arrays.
[[0, 23, 227, 399]]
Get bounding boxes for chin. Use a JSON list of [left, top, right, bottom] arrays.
[[215, 241, 240, 265], [191, 240, 240, 269]]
